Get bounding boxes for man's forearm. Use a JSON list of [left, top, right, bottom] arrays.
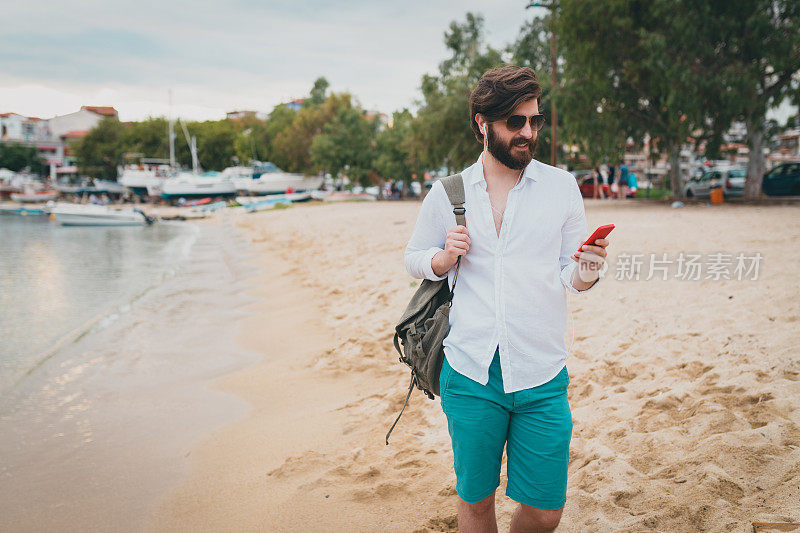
[[431, 250, 455, 278]]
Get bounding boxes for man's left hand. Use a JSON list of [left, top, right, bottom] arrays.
[[571, 237, 610, 283]]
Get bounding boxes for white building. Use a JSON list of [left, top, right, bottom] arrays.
[[0, 113, 48, 141], [48, 106, 118, 138]]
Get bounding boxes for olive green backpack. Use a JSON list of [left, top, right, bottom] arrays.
[[386, 174, 466, 445]]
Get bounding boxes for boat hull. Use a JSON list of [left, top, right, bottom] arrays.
[[49, 205, 148, 226], [10, 191, 59, 203], [160, 174, 237, 201]]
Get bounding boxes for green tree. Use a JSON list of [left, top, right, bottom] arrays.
[[509, 15, 573, 166], [233, 105, 298, 167], [307, 77, 330, 106], [374, 109, 424, 188], [556, 0, 709, 197], [0, 143, 45, 174], [409, 13, 503, 173], [272, 92, 353, 173], [310, 105, 378, 185], [690, 0, 800, 199], [73, 117, 126, 178], [125, 118, 170, 160]]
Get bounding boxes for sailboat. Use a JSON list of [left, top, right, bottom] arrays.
[[159, 118, 236, 202]]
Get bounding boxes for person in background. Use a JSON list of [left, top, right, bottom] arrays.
[[618, 161, 629, 200], [593, 167, 603, 199], [606, 165, 615, 199], [627, 171, 638, 198], [599, 166, 609, 200]]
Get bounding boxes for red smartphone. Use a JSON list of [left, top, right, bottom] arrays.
[[572, 224, 614, 260]]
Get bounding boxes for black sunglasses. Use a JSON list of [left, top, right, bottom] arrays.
[[504, 113, 546, 132]]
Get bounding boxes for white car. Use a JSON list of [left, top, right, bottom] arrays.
[[684, 167, 746, 198]]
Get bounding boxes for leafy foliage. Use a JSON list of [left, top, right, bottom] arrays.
[[0, 143, 45, 174]]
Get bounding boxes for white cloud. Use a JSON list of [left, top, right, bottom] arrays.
[[0, 1, 533, 121]]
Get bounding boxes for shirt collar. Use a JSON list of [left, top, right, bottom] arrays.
[[466, 152, 540, 187]]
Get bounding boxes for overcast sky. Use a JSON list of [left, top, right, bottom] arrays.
[[1, 1, 540, 122], [3, 1, 795, 124]]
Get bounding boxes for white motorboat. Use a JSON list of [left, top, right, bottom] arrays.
[[11, 189, 59, 203], [119, 166, 170, 197], [160, 171, 237, 201], [227, 161, 323, 195], [47, 203, 155, 226]]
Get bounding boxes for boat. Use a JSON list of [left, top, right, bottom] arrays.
[[47, 203, 155, 226], [243, 196, 293, 212], [119, 165, 170, 197], [181, 197, 213, 207], [160, 171, 237, 202], [197, 200, 228, 212], [0, 205, 46, 216], [226, 161, 324, 195], [11, 189, 59, 203], [235, 192, 312, 205]]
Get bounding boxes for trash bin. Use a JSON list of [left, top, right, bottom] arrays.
[[710, 185, 724, 205]]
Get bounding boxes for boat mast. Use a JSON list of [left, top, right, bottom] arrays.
[[179, 118, 199, 174], [168, 89, 176, 170]]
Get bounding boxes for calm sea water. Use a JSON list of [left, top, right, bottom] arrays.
[[0, 214, 198, 391]]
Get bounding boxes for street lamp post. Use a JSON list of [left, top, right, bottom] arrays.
[[527, 1, 558, 168]]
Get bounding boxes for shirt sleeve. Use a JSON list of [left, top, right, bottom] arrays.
[[559, 176, 602, 293], [404, 180, 450, 281]]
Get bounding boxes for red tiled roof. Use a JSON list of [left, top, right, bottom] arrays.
[[61, 130, 90, 139], [81, 106, 118, 116], [0, 112, 22, 118]]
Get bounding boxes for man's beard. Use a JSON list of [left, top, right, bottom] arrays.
[[486, 124, 537, 170]]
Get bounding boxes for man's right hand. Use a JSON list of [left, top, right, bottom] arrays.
[[432, 225, 470, 277]]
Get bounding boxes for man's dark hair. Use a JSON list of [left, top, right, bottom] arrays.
[[469, 65, 542, 143]]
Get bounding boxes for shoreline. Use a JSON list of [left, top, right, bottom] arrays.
[[151, 203, 459, 532]]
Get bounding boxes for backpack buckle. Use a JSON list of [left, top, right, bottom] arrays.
[[452, 206, 465, 215]]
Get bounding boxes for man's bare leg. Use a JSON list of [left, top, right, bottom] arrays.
[[509, 503, 564, 532], [457, 493, 498, 533]]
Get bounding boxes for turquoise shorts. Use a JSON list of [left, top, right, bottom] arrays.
[[439, 348, 573, 510]]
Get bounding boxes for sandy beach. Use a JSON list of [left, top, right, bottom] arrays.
[[148, 198, 799, 532]]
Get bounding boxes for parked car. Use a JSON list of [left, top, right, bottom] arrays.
[[762, 162, 800, 196], [684, 167, 746, 198], [577, 174, 598, 198]]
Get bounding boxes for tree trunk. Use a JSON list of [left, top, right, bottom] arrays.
[[667, 144, 682, 199], [744, 113, 766, 201]]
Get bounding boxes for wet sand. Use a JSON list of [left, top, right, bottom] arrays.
[[152, 199, 800, 532]]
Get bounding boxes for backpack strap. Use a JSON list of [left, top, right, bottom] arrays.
[[385, 372, 416, 445], [385, 174, 467, 446], [439, 174, 466, 299]]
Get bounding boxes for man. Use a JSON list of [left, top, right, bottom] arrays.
[[618, 161, 629, 200], [404, 65, 609, 532]]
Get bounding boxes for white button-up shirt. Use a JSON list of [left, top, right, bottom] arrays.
[[404, 154, 600, 393]]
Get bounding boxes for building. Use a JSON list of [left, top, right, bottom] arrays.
[[48, 106, 118, 138], [768, 129, 800, 167], [226, 110, 256, 120], [365, 110, 390, 132], [1, 106, 116, 176], [0, 113, 49, 141], [284, 99, 304, 111]]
